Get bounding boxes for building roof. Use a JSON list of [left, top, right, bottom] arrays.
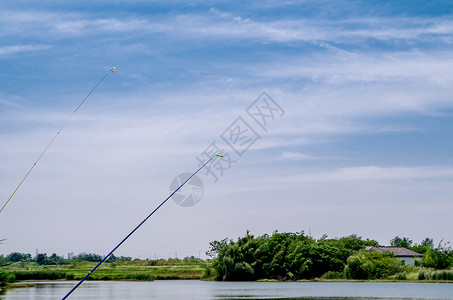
[[365, 246, 424, 257]]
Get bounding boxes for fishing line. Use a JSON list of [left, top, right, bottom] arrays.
[[61, 153, 222, 300], [0, 67, 116, 214]]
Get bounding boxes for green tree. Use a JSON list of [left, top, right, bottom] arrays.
[[6, 252, 32, 262], [206, 238, 230, 258], [421, 241, 453, 270], [48, 253, 67, 265], [36, 253, 46, 265], [345, 250, 404, 279], [323, 234, 378, 262], [390, 236, 413, 248], [35, 253, 59, 265], [0, 240, 7, 266], [208, 232, 451, 281], [209, 231, 368, 281], [0, 239, 16, 285], [106, 254, 118, 263], [421, 238, 434, 248], [73, 253, 102, 262], [36, 253, 53, 265], [217, 242, 254, 280], [291, 241, 344, 278], [0, 255, 7, 266], [411, 237, 434, 255], [0, 269, 12, 287]]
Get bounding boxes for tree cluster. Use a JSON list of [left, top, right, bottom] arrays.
[[0, 252, 199, 267], [206, 231, 453, 281], [390, 236, 453, 269], [0, 252, 133, 266]]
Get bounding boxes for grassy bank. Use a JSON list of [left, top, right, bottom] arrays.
[[315, 268, 453, 283], [2, 260, 206, 282], [3, 261, 452, 284]]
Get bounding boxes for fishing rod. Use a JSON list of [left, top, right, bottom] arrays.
[[0, 67, 116, 214], [61, 153, 223, 299]]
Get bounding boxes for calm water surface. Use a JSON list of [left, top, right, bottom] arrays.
[[2, 280, 453, 300]]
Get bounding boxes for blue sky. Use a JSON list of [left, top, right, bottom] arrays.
[[1, 0, 453, 258]]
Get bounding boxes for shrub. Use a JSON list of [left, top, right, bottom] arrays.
[[421, 246, 453, 270], [14, 270, 65, 280], [418, 270, 430, 280], [446, 270, 453, 280], [146, 260, 157, 266], [124, 273, 153, 281], [321, 271, 345, 279], [418, 269, 453, 281], [0, 270, 15, 287], [394, 272, 406, 280], [202, 265, 218, 279], [432, 270, 453, 281], [0, 270, 7, 287], [344, 251, 403, 279], [432, 270, 443, 280]]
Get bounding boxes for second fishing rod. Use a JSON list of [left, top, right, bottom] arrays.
[[61, 153, 223, 299]]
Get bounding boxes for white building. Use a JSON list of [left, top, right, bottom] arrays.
[[365, 246, 424, 266]]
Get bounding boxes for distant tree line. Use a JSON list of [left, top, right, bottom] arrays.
[[0, 252, 203, 268], [0, 252, 135, 266], [205, 231, 453, 281]]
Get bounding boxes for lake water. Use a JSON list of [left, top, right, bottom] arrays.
[[2, 280, 453, 300]]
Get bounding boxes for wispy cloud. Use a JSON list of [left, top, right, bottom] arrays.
[[1, 1, 453, 256], [247, 49, 453, 131], [281, 151, 323, 160], [2, 8, 453, 47], [282, 165, 453, 183], [257, 51, 453, 85], [0, 98, 23, 108], [0, 45, 52, 57]]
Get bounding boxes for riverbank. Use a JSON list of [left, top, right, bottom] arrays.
[[2, 260, 453, 290], [257, 278, 453, 284], [2, 260, 206, 283]]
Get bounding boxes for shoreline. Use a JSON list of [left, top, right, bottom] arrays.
[[260, 278, 453, 284], [5, 278, 452, 290]]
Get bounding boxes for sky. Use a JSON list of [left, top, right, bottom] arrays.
[[1, 0, 453, 259]]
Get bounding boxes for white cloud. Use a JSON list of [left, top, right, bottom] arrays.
[[282, 165, 453, 183], [2, 8, 453, 47], [0, 45, 52, 56], [2, 2, 453, 257], [0, 98, 23, 108], [281, 152, 322, 160], [242, 50, 453, 134], [257, 51, 453, 85]]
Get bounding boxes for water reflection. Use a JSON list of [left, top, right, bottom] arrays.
[[2, 280, 453, 300]]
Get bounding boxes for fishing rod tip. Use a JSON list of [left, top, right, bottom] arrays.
[[216, 153, 224, 157], [111, 67, 116, 72]]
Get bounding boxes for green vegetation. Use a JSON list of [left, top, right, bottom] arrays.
[[57, 260, 204, 281], [0, 257, 206, 286], [0, 269, 15, 288], [344, 251, 404, 279], [1, 232, 452, 287], [418, 269, 453, 281], [205, 231, 378, 281], [205, 231, 453, 281]]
